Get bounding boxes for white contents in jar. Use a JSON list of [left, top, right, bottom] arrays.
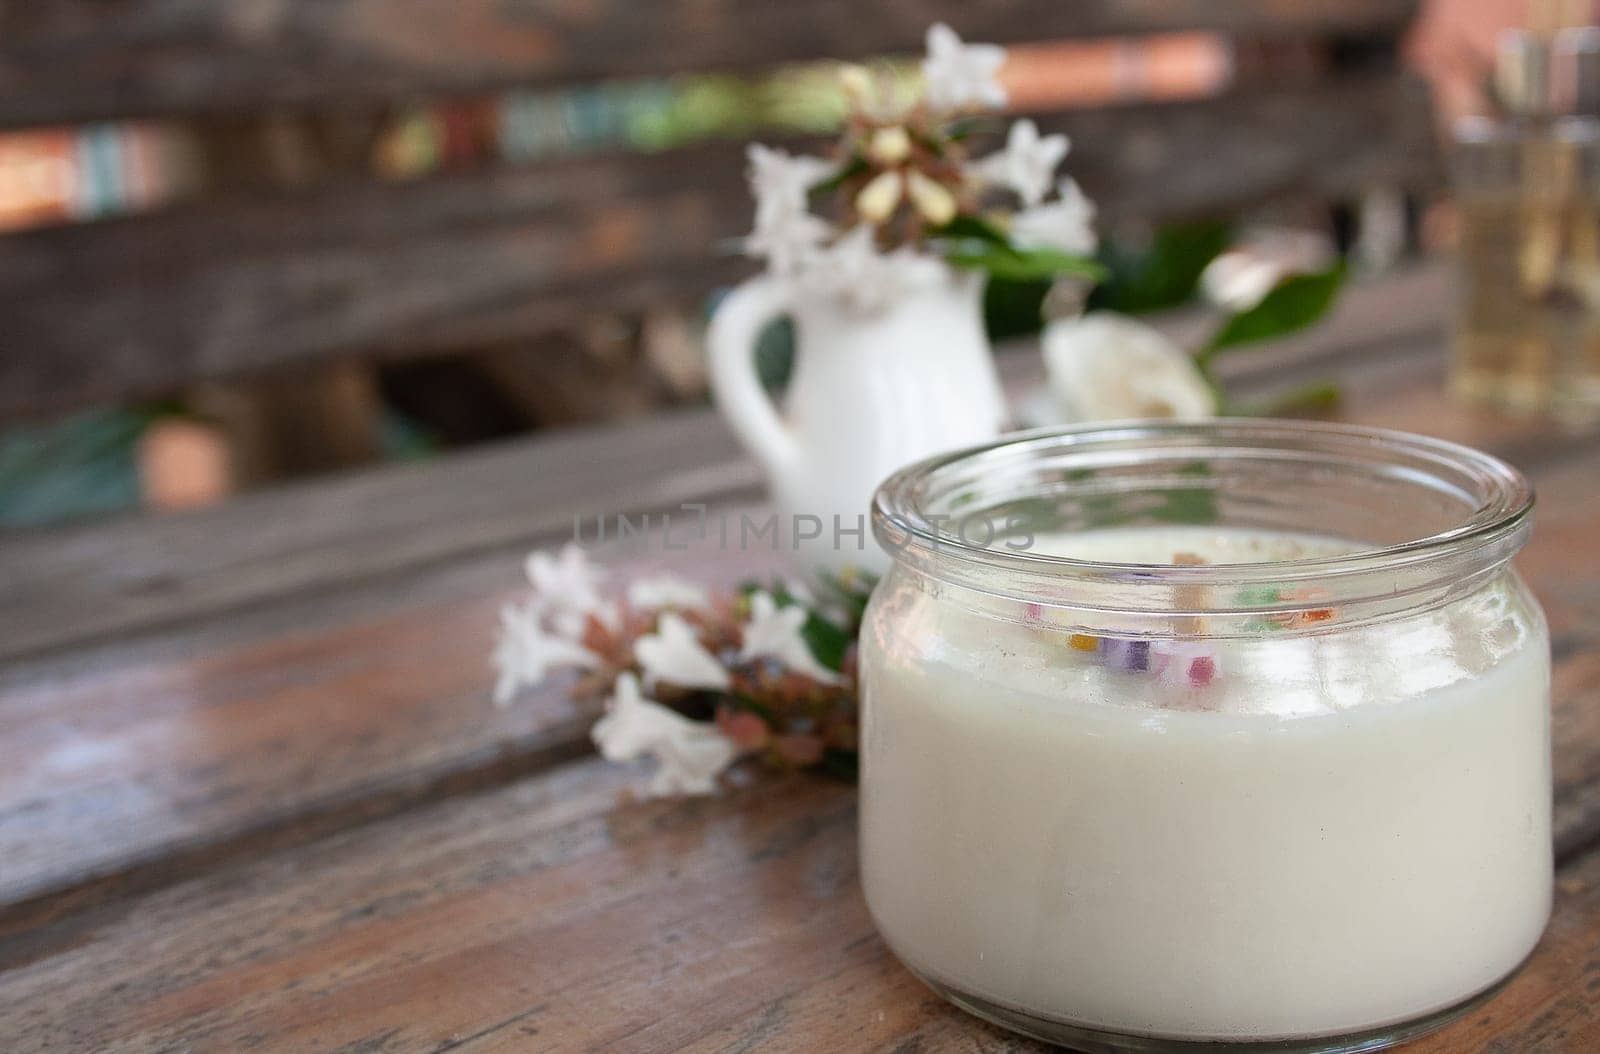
[[860, 526, 1551, 1042]]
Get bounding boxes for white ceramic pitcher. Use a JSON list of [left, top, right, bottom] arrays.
[[707, 266, 1006, 576]]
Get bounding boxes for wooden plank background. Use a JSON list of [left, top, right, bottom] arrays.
[[0, 0, 1419, 128], [0, 75, 1437, 421]]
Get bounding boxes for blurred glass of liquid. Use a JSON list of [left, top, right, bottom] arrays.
[[1452, 26, 1600, 427]]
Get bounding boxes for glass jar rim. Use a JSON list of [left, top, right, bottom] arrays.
[[871, 419, 1534, 625]]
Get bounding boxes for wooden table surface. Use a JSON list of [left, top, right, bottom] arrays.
[[3, 265, 1599, 1052]]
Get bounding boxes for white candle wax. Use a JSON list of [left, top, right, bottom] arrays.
[[860, 526, 1551, 1042]]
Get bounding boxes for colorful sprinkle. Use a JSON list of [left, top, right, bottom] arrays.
[[1103, 638, 1151, 671], [1067, 633, 1099, 651], [1187, 656, 1217, 686]]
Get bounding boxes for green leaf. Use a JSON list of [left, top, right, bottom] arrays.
[[946, 245, 1108, 283], [1200, 264, 1346, 363], [943, 116, 1004, 141], [929, 214, 1011, 245], [1089, 220, 1233, 314], [807, 155, 869, 199], [800, 614, 851, 673]]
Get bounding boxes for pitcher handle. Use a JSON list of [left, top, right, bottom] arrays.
[[707, 278, 801, 476]]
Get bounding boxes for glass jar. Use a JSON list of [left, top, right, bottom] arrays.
[[860, 421, 1551, 1052]]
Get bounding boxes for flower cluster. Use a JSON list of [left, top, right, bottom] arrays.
[[491, 545, 870, 796], [741, 24, 1100, 311]]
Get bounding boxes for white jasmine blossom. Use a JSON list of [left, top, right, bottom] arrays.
[[626, 575, 711, 612], [1043, 312, 1217, 423], [490, 602, 600, 706], [922, 23, 1008, 112], [739, 591, 845, 685], [636, 612, 731, 691], [746, 143, 835, 226], [971, 119, 1069, 207], [1010, 179, 1098, 255], [744, 143, 837, 274], [524, 543, 611, 635], [591, 673, 738, 797]]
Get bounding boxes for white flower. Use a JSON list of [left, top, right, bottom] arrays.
[[739, 591, 844, 685], [1010, 179, 1097, 255], [635, 612, 731, 691], [805, 226, 943, 314], [591, 673, 738, 797], [971, 119, 1069, 207], [626, 575, 711, 612], [1042, 312, 1217, 423], [781, 578, 816, 605], [746, 143, 835, 225], [744, 144, 836, 273], [922, 23, 1007, 112], [490, 602, 600, 706], [524, 543, 613, 637], [1200, 254, 1283, 313]]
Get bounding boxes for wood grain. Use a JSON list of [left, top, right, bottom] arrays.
[[0, 531, 789, 934], [0, 76, 1436, 420], [0, 408, 758, 663], [0, 0, 1419, 128], [2, 746, 1600, 1053]]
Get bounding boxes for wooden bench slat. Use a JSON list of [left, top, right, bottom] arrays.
[[0, 0, 1420, 129], [0, 408, 757, 664], [0, 75, 1437, 420], [0, 534, 791, 941]]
